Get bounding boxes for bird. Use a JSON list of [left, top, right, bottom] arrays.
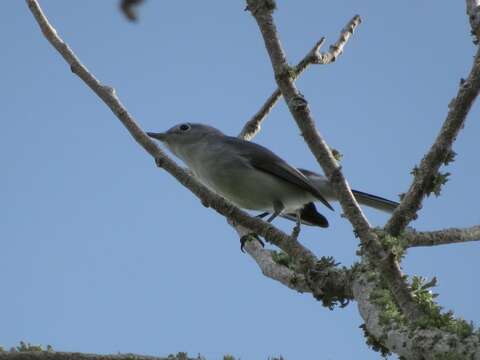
[[147, 123, 398, 248]]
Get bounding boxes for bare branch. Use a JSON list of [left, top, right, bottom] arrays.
[[245, 0, 422, 320], [231, 222, 310, 292], [312, 15, 361, 65], [404, 225, 480, 248], [239, 87, 284, 141], [239, 15, 361, 141], [25, 0, 316, 268], [385, 47, 480, 237]]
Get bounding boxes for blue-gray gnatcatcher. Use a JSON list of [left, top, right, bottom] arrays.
[[147, 123, 398, 232]]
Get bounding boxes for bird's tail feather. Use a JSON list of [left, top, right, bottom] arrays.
[[351, 189, 399, 213]]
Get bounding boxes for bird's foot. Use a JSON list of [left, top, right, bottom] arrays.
[[256, 212, 269, 219], [290, 212, 302, 240], [240, 233, 265, 253], [291, 223, 301, 240]]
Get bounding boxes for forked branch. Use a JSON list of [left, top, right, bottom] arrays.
[[239, 15, 361, 141]]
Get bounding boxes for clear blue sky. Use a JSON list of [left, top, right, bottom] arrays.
[[1, 1, 479, 359]]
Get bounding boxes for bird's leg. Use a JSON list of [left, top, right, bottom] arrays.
[[256, 212, 269, 219], [291, 210, 302, 240], [242, 202, 282, 251], [266, 212, 280, 223], [266, 200, 284, 223], [239, 212, 269, 252], [227, 218, 263, 253], [240, 205, 282, 252], [239, 211, 271, 251]]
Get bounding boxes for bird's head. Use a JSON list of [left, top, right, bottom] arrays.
[[147, 123, 224, 157]]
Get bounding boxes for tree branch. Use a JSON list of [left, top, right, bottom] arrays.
[[230, 222, 310, 292], [353, 273, 480, 360], [245, 0, 422, 320], [230, 221, 354, 302], [385, 47, 480, 237], [404, 225, 480, 248], [312, 15, 361, 65], [239, 15, 361, 141]]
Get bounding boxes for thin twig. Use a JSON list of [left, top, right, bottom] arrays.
[[312, 15, 361, 65], [239, 15, 361, 141], [385, 48, 480, 237], [404, 225, 480, 248], [245, 0, 422, 320]]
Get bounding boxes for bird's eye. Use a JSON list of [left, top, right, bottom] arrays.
[[179, 124, 191, 132]]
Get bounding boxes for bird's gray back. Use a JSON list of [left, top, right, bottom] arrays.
[[176, 135, 316, 211]]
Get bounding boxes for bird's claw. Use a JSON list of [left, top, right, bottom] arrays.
[[240, 234, 265, 253], [154, 157, 164, 168]]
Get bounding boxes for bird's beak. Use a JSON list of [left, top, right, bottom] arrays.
[[147, 132, 167, 141]]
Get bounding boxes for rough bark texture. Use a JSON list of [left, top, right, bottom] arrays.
[[24, 0, 480, 359], [404, 225, 480, 248], [353, 273, 480, 360]]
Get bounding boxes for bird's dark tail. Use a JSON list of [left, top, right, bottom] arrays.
[[283, 202, 329, 228]]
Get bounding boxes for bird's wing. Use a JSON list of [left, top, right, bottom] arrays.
[[223, 137, 333, 211]]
